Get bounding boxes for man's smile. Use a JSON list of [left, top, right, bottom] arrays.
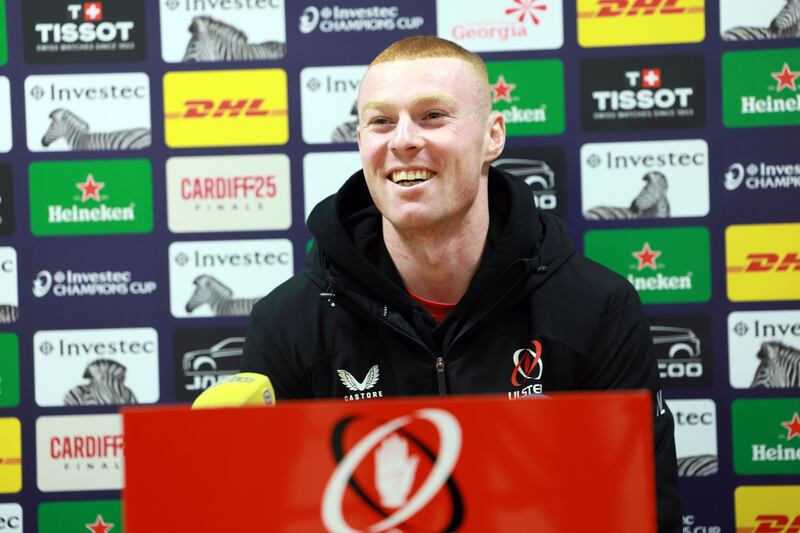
[[388, 169, 436, 187]]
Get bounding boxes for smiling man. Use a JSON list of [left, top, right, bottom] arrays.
[[242, 36, 681, 532]]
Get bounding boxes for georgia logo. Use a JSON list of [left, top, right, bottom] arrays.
[[338, 364, 380, 392], [511, 339, 544, 387], [322, 408, 464, 533]]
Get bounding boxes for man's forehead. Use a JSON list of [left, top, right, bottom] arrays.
[[360, 93, 459, 113]]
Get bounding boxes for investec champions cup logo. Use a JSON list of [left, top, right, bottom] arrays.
[[724, 48, 800, 128], [577, 0, 705, 47], [726, 223, 800, 302], [322, 408, 463, 532], [163, 69, 288, 148]]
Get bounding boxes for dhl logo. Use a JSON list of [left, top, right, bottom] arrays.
[[737, 514, 800, 533], [578, 0, 704, 18], [164, 99, 288, 120], [727, 253, 800, 273]]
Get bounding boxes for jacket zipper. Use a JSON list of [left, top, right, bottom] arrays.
[[435, 357, 446, 395]]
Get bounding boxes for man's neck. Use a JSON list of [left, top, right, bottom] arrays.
[[383, 198, 490, 305]]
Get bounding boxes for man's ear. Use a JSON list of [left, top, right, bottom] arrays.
[[356, 124, 362, 148], [484, 110, 506, 163]]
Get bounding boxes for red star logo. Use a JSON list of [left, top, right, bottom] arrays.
[[633, 242, 662, 271], [490, 74, 516, 103], [83, 2, 103, 21], [76, 174, 105, 202], [782, 412, 800, 441], [771, 63, 800, 92], [85, 515, 114, 533], [641, 68, 661, 88], [505, 0, 547, 25]]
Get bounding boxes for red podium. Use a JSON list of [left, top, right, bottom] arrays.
[[122, 392, 656, 533]]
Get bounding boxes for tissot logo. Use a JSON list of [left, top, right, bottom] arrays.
[[492, 146, 567, 217], [581, 139, 709, 220], [585, 227, 711, 303], [721, 0, 800, 42], [338, 364, 384, 401], [577, 0, 705, 47], [324, 408, 464, 532], [723, 49, 800, 128], [169, 239, 293, 318], [0, 77, 10, 153], [436, 0, 563, 52], [300, 65, 366, 144], [25, 72, 151, 152], [733, 399, 800, 475], [23, 0, 146, 63], [486, 59, 565, 136], [726, 223, 800, 302], [163, 69, 288, 147], [736, 486, 800, 533], [0, 164, 14, 236], [728, 309, 800, 389], [0, 418, 21, 494], [160, 0, 285, 63], [36, 414, 123, 492], [0, 504, 21, 530], [34, 328, 159, 407], [29, 159, 153, 236], [666, 399, 718, 477], [166, 154, 291, 233], [0, 334, 19, 408], [648, 314, 712, 388], [303, 151, 361, 221], [0, 248, 17, 324], [581, 55, 705, 132], [173, 327, 246, 401]]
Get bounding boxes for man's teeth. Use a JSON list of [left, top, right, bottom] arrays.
[[390, 170, 433, 185]]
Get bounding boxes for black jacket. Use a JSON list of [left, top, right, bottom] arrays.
[[242, 167, 682, 532]]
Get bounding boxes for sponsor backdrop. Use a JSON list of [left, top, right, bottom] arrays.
[[0, 0, 797, 530]]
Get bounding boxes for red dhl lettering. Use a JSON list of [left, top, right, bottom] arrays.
[[728, 253, 800, 273], [578, 0, 703, 18], [165, 99, 287, 119], [739, 514, 800, 533]]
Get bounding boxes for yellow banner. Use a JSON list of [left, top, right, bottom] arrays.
[[163, 69, 288, 148], [577, 0, 705, 47], [735, 486, 800, 533], [0, 418, 21, 493], [726, 223, 800, 302]]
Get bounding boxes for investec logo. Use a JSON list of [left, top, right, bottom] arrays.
[[0, 77, 11, 153], [300, 65, 366, 145], [163, 69, 288, 148], [581, 55, 704, 131], [34, 328, 159, 407], [733, 399, 800, 475], [436, 0, 563, 52], [169, 239, 293, 318], [667, 398, 718, 477], [486, 59, 564, 136], [726, 223, 800, 302], [29, 159, 153, 236], [728, 309, 800, 389], [724, 48, 800, 128], [24, 0, 144, 62], [24, 72, 151, 152], [577, 0, 705, 47], [0, 247, 18, 324], [166, 154, 291, 233], [584, 227, 711, 304], [299, 5, 424, 34], [36, 414, 123, 492], [725, 159, 800, 191], [736, 486, 800, 533], [581, 139, 709, 220], [0, 504, 21, 531]]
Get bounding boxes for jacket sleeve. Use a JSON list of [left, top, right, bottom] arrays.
[[240, 299, 312, 401], [579, 282, 682, 533]]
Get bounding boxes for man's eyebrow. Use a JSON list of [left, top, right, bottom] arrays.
[[360, 93, 459, 115]]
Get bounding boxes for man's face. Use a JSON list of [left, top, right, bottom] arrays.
[[357, 57, 504, 232]]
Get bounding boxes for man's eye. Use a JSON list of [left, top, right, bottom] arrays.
[[370, 117, 391, 125], [425, 111, 444, 119]]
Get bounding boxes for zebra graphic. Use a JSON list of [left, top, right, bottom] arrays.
[[331, 100, 359, 143], [182, 16, 286, 62], [676, 454, 718, 477], [185, 275, 260, 317], [0, 304, 18, 324], [723, 0, 800, 40], [63, 359, 138, 406], [750, 341, 800, 388], [42, 109, 151, 151], [584, 171, 670, 220]]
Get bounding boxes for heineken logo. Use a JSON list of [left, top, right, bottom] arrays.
[[734, 399, 800, 474], [633, 242, 661, 270], [76, 174, 104, 202], [740, 62, 800, 115], [772, 63, 800, 92], [490, 75, 515, 103], [783, 413, 800, 441], [752, 412, 800, 462]]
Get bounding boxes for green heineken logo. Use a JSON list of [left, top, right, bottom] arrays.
[[584, 227, 711, 304], [733, 399, 800, 475], [39, 500, 120, 533], [0, 1, 6, 66], [486, 59, 565, 136], [723, 48, 800, 128], [0, 333, 18, 408], [29, 159, 153, 236]]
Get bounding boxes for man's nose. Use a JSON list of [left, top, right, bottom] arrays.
[[388, 115, 422, 153]]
